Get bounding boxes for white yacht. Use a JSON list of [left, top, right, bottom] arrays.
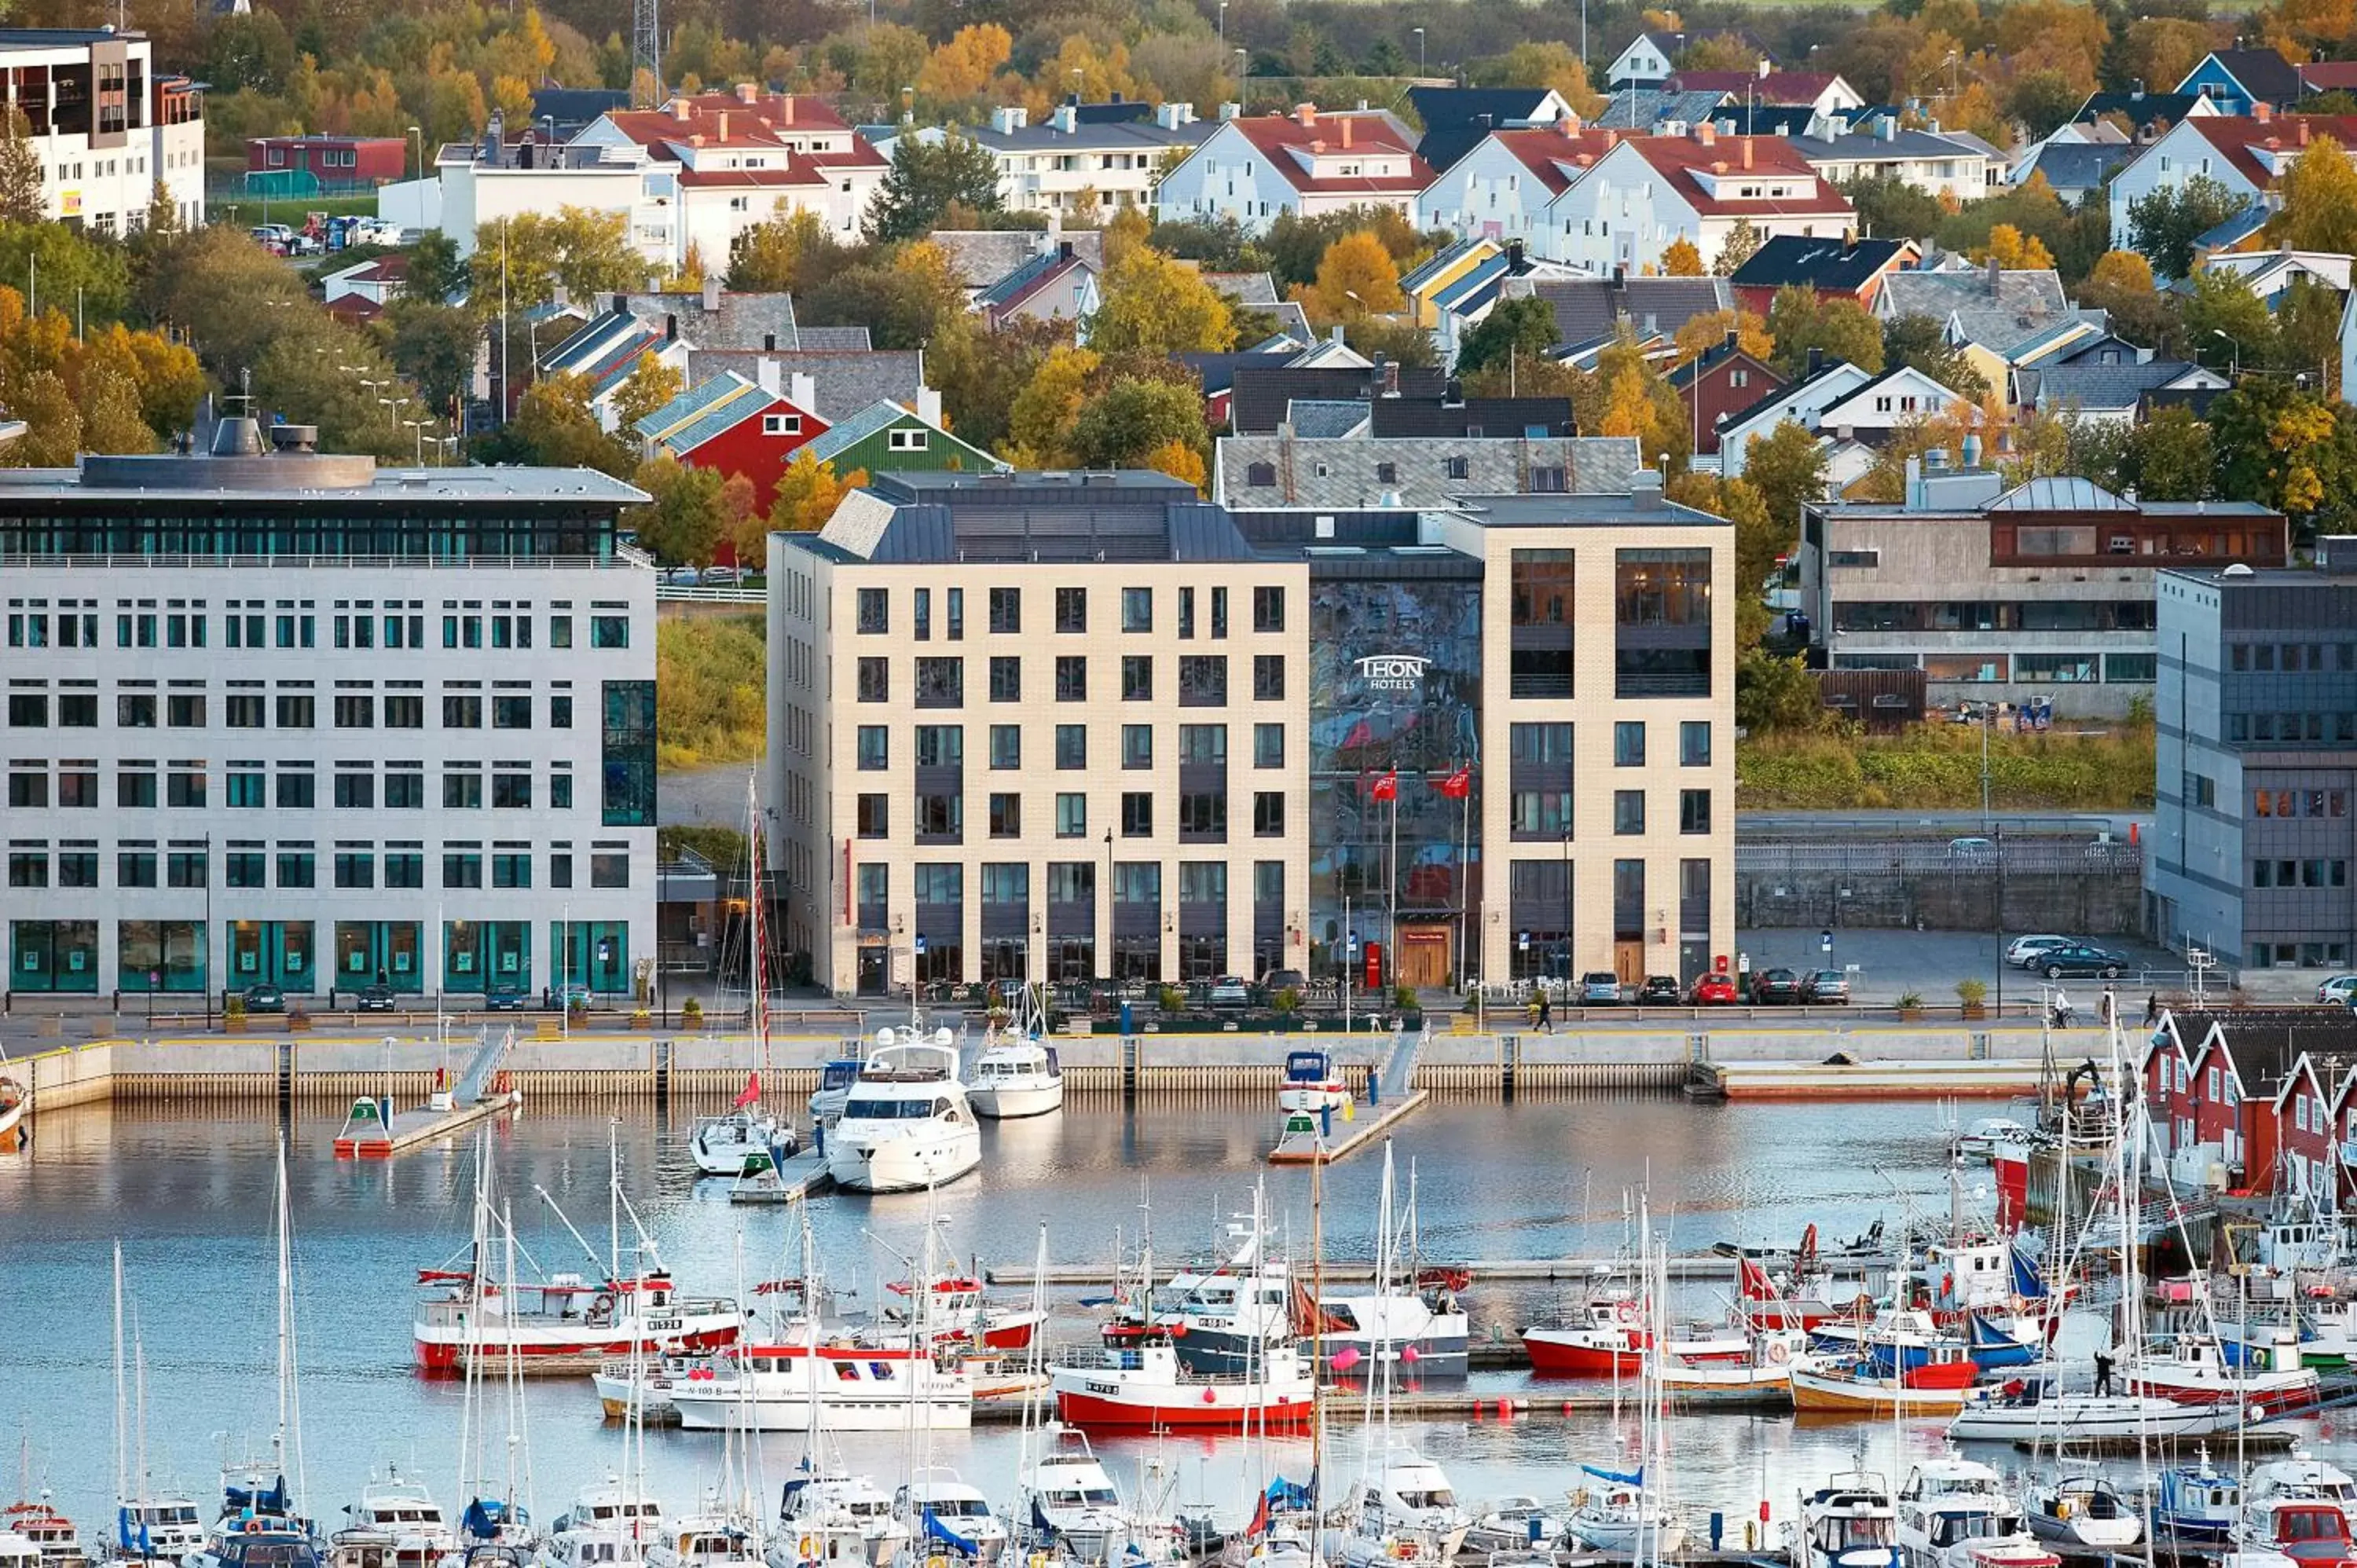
[[893, 1471, 1007, 1564], [1567, 1469, 1684, 1557], [1895, 1456, 2055, 1568], [1464, 1497, 1571, 1557], [965, 1040, 1063, 1119], [1008, 1429, 1127, 1563], [825, 1033, 982, 1193], [548, 1483, 665, 1544], [644, 1508, 762, 1568], [537, 1531, 648, 1568], [1331, 1447, 1469, 1567], [768, 1472, 907, 1568], [328, 1470, 455, 1568], [667, 1340, 973, 1432], [1788, 1473, 1898, 1568], [109, 1497, 206, 1567]]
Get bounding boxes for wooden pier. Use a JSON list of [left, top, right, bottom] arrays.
[[332, 1093, 516, 1158], [724, 1145, 835, 1203], [1268, 1031, 1431, 1165]]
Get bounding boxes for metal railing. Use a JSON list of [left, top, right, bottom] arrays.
[[0, 552, 643, 573], [1737, 842, 2145, 875], [656, 584, 766, 603]]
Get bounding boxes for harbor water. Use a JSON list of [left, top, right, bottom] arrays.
[[1, 1092, 2339, 1537]]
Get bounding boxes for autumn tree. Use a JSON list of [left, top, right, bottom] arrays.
[[469, 209, 645, 313], [1004, 343, 1099, 465], [1574, 332, 1689, 471], [1974, 224, 2055, 270], [2180, 266, 2277, 377], [1070, 377, 1209, 473], [1764, 286, 1886, 379], [1294, 230, 1405, 322], [1672, 309, 1772, 366], [506, 371, 631, 476], [630, 454, 727, 566], [405, 230, 470, 304], [2076, 248, 2178, 350], [1713, 220, 1761, 277], [1088, 248, 1236, 354], [1880, 313, 1989, 401], [728, 209, 846, 294], [2128, 405, 2214, 501], [1455, 295, 1560, 383], [768, 449, 865, 534], [1665, 470, 1777, 646], [0, 109, 42, 225], [1740, 417, 1830, 557], [1481, 41, 1607, 118], [2273, 135, 2357, 254], [612, 350, 684, 434], [915, 24, 1013, 105], [1661, 236, 1705, 277]]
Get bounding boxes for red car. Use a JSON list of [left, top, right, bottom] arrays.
[[1691, 973, 1738, 1005]]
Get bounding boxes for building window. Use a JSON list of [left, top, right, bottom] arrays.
[[332, 771, 372, 808], [1056, 725, 1087, 768], [988, 724, 1021, 769], [1253, 585, 1285, 632], [226, 768, 265, 808], [385, 770, 424, 809], [1056, 793, 1087, 837], [1123, 724, 1154, 769], [1055, 588, 1086, 633], [273, 771, 313, 808], [1680, 789, 1711, 834], [915, 793, 962, 841], [335, 694, 374, 729], [1179, 655, 1228, 706], [493, 772, 531, 809], [913, 657, 962, 708], [887, 428, 929, 451], [589, 616, 628, 649], [858, 726, 888, 769], [1615, 722, 1646, 766], [988, 588, 1021, 634], [442, 852, 484, 889], [762, 412, 802, 435], [118, 693, 156, 727], [856, 658, 888, 702], [1253, 655, 1285, 701], [1122, 588, 1153, 632], [493, 696, 532, 730], [1254, 723, 1285, 768], [857, 794, 888, 837], [1056, 657, 1087, 702], [1121, 793, 1153, 836], [385, 694, 423, 728], [1253, 792, 1284, 837], [276, 694, 315, 729], [857, 588, 889, 634], [1680, 721, 1711, 767], [118, 768, 156, 808], [277, 851, 316, 888], [167, 693, 205, 727], [442, 771, 481, 809], [1246, 461, 1276, 486], [442, 694, 482, 728], [988, 793, 1020, 837], [1511, 789, 1571, 838], [1614, 789, 1645, 834], [1121, 655, 1154, 702], [118, 850, 157, 888], [988, 656, 1021, 702]]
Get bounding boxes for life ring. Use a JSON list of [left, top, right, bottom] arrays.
[[244, 1522, 265, 1536], [1766, 1339, 1791, 1365], [591, 1292, 616, 1321], [1614, 1301, 1638, 1324]]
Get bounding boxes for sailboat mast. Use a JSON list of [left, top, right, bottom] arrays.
[[609, 1117, 622, 1282], [274, 1133, 291, 1459], [113, 1241, 128, 1507], [747, 771, 770, 1057]]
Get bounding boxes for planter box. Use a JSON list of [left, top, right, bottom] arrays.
[[1959, 1002, 1988, 1020]]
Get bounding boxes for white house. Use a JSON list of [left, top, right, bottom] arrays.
[[0, 30, 206, 236], [1153, 104, 1429, 233], [917, 100, 1212, 215], [1717, 354, 1968, 480], [2108, 112, 2357, 272], [1415, 121, 1623, 245], [1784, 113, 2004, 201], [1606, 31, 1686, 89], [1542, 123, 1854, 277]]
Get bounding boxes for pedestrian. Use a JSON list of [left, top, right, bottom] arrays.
[[2092, 1347, 2114, 1398], [2145, 991, 2160, 1027], [1536, 990, 1552, 1035], [2051, 992, 2074, 1031], [2099, 989, 2115, 1028]]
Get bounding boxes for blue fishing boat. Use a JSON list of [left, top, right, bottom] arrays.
[[2154, 1461, 2239, 1545]]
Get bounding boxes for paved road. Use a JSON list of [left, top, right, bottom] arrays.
[[1740, 809, 2153, 840]]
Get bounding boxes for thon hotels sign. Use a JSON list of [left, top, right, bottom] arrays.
[[1355, 654, 1428, 692]]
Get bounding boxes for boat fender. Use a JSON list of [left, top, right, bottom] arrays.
[[927, 1556, 946, 1568], [1766, 1340, 1791, 1365], [801, 1538, 817, 1560], [1571, 1491, 1589, 1511], [1204, 1387, 1219, 1403], [2055, 1501, 2075, 1521]]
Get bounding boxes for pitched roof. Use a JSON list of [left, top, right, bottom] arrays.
[[1178, 346, 1306, 397], [2016, 359, 2205, 412], [1781, 125, 1992, 164], [980, 247, 1094, 313], [964, 115, 1211, 155], [1401, 236, 1495, 293], [1667, 69, 1841, 105], [797, 326, 874, 351], [2017, 138, 2137, 192], [1199, 270, 1280, 306], [1600, 87, 1736, 132], [531, 86, 632, 132], [2300, 60, 2357, 93], [1877, 268, 2080, 356], [683, 349, 924, 421], [1505, 275, 1733, 349], [1485, 124, 1630, 195], [1230, 365, 1448, 432], [1729, 234, 1913, 295], [2075, 90, 2205, 129], [2176, 115, 2357, 192], [931, 229, 1105, 291], [599, 90, 852, 146], [634, 371, 786, 452], [1407, 86, 1565, 170], [541, 309, 670, 397], [1666, 339, 1780, 390], [1367, 396, 1574, 438], [2191, 49, 2304, 104], [801, 398, 1001, 469], [1285, 398, 1372, 437], [1222, 109, 1431, 195], [1619, 134, 1851, 218], [612, 288, 800, 352]]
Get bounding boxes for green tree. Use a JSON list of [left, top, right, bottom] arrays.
[[1452, 295, 1560, 381], [2128, 405, 2212, 501], [2127, 175, 2253, 281], [468, 208, 643, 313], [1881, 313, 1990, 401], [1087, 247, 1236, 355], [503, 370, 632, 475], [1069, 376, 1208, 470], [1764, 286, 1885, 379], [0, 109, 42, 225], [383, 299, 482, 420], [1479, 41, 1607, 117], [726, 207, 847, 295], [1740, 417, 1830, 563], [630, 454, 727, 566], [0, 221, 132, 328], [205, 10, 298, 94], [1839, 174, 1944, 241], [1736, 648, 1835, 735], [866, 134, 1003, 244], [1713, 219, 1762, 277], [2180, 266, 2277, 379], [405, 230, 470, 305]]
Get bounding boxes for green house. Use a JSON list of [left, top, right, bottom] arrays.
[[801, 398, 1006, 478]]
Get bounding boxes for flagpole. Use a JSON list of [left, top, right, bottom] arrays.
[[1457, 764, 1472, 994], [1387, 775, 1399, 1004]]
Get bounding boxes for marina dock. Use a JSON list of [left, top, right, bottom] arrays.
[[327, 1027, 519, 1158], [1268, 1029, 1430, 1164], [983, 1254, 1890, 1287], [725, 1143, 836, 1203]]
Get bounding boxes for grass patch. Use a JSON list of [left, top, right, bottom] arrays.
[[1737, 720, 2156, 811], [658, 613, 766, 772]]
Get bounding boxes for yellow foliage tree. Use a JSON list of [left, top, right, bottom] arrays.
[[1294, 230, 1405, 322], [1973, 224, 2055, 270], [1088, 250, 1235, 354], [612, 351, 684, 434], [1141, 438, 1207, 492], [1661, 236, 1705, 277], [1672, 308, 1773, 365], [2273, 135, 2357, 254], [1486, 41, 1608, 119], [917, 24, 1013, 103], [2086, 250, 2155, 295], [767, 450, 865, 534], [1004, 344, 1100, 465]]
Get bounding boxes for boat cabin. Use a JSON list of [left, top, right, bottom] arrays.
[[2250, 1503, 2354, 1564]]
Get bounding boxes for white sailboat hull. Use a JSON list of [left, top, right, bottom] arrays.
[[671, 1389, 971, 1431], [1948, 1394, 2249, 1442], [966, 1078, 1063, 1119]]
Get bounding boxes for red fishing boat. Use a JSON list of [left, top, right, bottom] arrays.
[[1523, 1299, 1749, 1376]]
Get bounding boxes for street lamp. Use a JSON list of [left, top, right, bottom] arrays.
[[2212, 328, 2239, 381], [403, 417, 431, 464], [1233, 46, 1248, 92], [1101, 828, 1114, 983], [405, 123, 422, 181], [1218, 0, 1226, 42], [1558, 825, 1572, 987], [1413, 27, 1425, 76]]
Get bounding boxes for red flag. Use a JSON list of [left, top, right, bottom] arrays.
[[1369, 770, 1398, 802], [733, 1071, 761, 1109], [1438, 764, 1473, 799]]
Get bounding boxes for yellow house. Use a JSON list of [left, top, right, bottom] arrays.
[[1401, 236, 1504, 330]]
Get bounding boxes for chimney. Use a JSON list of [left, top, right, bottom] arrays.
[[762, 332, 776, 351], [2300, 118, 2311, 146], [1330, 324, 1346, 344], [716, 111, 730, 141], [916, 386, 942, 426], [1876, 113, 1897, 141], [1052, 103, 1076, 134], [1219, 102, 1241, 121], [1985, 254, 2000, 295], [1757, 57, 1772, 79], [790, 372, 816, 410], [755, 357, 781, 396], [1507, 237, 1525, 270], [1383, 359, 1400, 396], [1442, 376, 1464, 407], [665, 313, 679, 340], [779, 97, 794, 126], [1742, 135, 1754, 169], [1724, 328, 1739, 350], [702, 276, 721, 312], [1807, 346, 1824, 374], [1556, 112, 1580, 136], [669, 97, 691, 121], [736, 81, 758, 104], [1058, 240, 1074, 259], [552, 284, 569, 310], [1341, 116, 1353, 148], [1611, 262, 1626, 288], [2254, 101, 2273, 123], [1296, 102, 1317, 126], [1695, 120, 1717, 146]]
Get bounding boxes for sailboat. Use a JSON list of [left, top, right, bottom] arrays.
[[691, 779, 795, 1178], [453, 1153, 540, 1553], [106, 1246, 206, 1568], [189, 1137, 324, 1568], [1567, 1242, 1686, 1559]]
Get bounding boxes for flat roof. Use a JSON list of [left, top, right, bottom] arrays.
[[2157, 566, 2357, 588], [1453, 493, 1725, 527], [0, 456, 647, 507]]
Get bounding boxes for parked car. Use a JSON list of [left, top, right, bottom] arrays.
[[1259, 968, 1307, 995], [662, 566, 702, 586], [2037, 944, 2128, 980], [1635, 974, 1681, 1006], [242, 983, 288, 1013], [355, 984, 396, 1013], [1947, 836, 1996, 861], [701, 565, 741, 585], [1578, 971, 1624, 1005], [1753, 968, 1805, 1004], [1802, 969, 1850, 1004], [485, 982, 528, 1011], [2319, 974, 2357, 1006], [2006, 935, 2076, 968], [555, 984, 592, 1009], [1207, 975, 1251, 1007], [1691, 973, 1738, 1005]]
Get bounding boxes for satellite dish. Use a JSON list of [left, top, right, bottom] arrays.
[[935, 1027, 955, 1047], [876, 1026, 896, 1048]]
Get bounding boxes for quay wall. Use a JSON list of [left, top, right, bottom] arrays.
[[0, 1020, 2099, 1106]]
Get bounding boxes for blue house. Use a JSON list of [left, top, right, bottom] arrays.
[[2176, 49, 2304, 115]]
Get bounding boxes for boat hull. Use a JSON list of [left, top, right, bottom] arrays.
[[1789, 1368, 1972, 1417], [826, 1128, 982, 1192], [1946, 1395, 2258, 1442], [966, 1081, 1064, 1119], [1177, 1328, 1470, 1380], [412, 1316, 739, 1374], [1053, 1384, 1314, 1428], [670, 1390, 972, 1431]]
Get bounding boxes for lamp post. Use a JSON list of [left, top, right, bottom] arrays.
[[1413, 27, 1425, 75], [1559, 825, 1572, 988], [2212, 328, 2239, 381], [203, 833, 214, 1031], [403, 418, 430, 464], [406, 124, 422, 181], [1218, 0, 1226, 42], [1102, 828, 1113, 984]]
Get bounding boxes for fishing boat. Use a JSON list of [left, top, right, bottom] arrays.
[[643, 1513, 761, 1568], [1566, 1467, 1684, 1556], [2247, 1456, 2357, 1504], [807, 1059, 862, 1125], [824, 1032, 982, 1193], [2154, 1457, 2240, 1544], [326, 1469, 454, 1568], [965, 1039, 1063, 1120], [1329, 1446, 1469, 1567], [1276, 1051, 1349, 1114], [2236, 1493, 2357, 1568], [0, 1077, 25, 1150], [1007, 1428, 1127, 1563], [1051, 1335, 1315, 1429], [2024, 1470, 2141, 1550], [2126, 1333, 2319, 1410], [892, 1471, 1006, 1564], [546, 1482, 664, 1543], [1894, 1456, 2054, 1568], [5, 1497, 86, 1568], [1521, 1299, 1747, 1376], [1651, 1327, 1807, 1407], [1736, 1254, 1838, 1332], [1957, 1119, 2036, 1159], [882, 1275, 1043, 1351], [1787, 1472, 1898, 1568], [1788, 1350, 1980, 1417]]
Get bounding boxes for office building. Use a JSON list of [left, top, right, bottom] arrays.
[[1800, 471, 2286, 718], [0, 28, 205, 234], [2149, 548, 2357, 971], [768, 456, 1734, 995], [0, 423, 654, 1000]]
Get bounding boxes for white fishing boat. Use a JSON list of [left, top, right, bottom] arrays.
[[1566, 1470, 1684, 1557], [966, 1039, 1063, 1119], [5, 1496, 87, 1568], [2025, 1470, 2141, 1550], [668, 1339, 973, 1433], [2236, 1492, 2357, 1568], [2127, 1333, 2319, 1410], [1330, 1447, 1469, 1567], [2247, 1456, 2357, 1504], [825, 1032, 982, 1193], [1276, 1051, 1349, 1114], [1051, 1336, 1315, 1430], [769, 1473, 904, 1568], [645, 1508, 762, 1568], [2155, 1456, 2240, 1543], [1894, 1456, 2054, 1568], [1007, 1428, 1127, 1563], [548, 1482, 664, 1544], [1957, 1119, 2036, 1160], [1651, 1327, 1807, 1407], [1787, 1472, 1898, 1568], [327, 1469, 454, 1568], [893, 1471, 1006, 1565]]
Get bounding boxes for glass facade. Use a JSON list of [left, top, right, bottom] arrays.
[[12, 920, 98, 991], [601, 680, 658, 826], [118, 921, 206, 991], [1306, 572, 1483, 980], [335, 920, 424, 992]]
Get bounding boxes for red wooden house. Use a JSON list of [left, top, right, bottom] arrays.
[[632, 368, 828, 516], [247, 134, 409, 184], [1668, 332, 1783, 457]]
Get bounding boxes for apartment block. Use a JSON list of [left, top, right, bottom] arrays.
[[0, 28, 205, 235]]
